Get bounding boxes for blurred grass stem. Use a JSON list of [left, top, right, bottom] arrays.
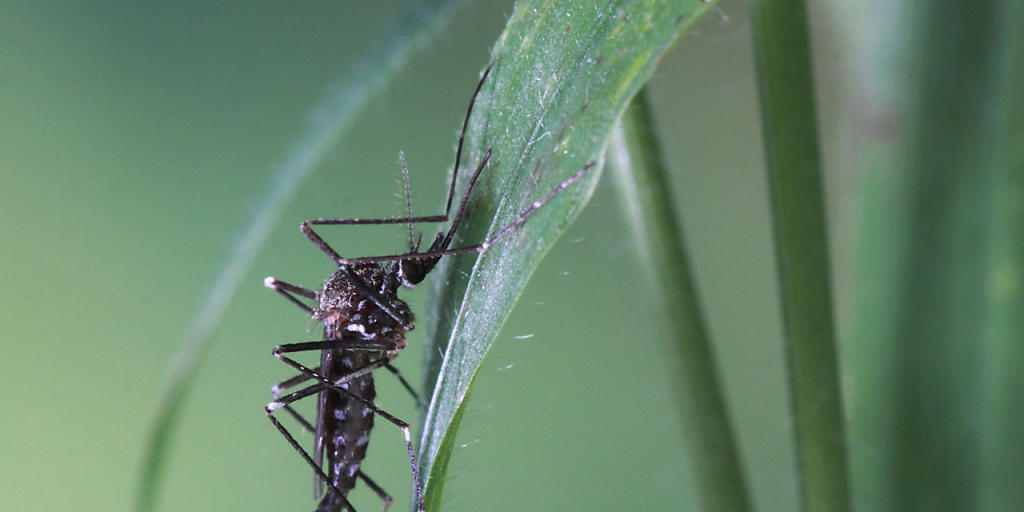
[[979, 6, 1024, 509], [609, 89, 752, 512], [746, 0, 851, 510]]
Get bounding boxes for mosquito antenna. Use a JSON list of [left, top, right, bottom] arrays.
[[399, 151, 415, 251], [443, 61, 495, 218]]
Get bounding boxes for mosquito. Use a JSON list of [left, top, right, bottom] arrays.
[[262, 62, 595, 512]]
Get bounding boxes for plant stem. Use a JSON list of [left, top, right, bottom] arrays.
[[746, 0, 851, 510], [609, 88, 752, 512], [979, 6, 1024, 509], [847, 2, 1021, 510]]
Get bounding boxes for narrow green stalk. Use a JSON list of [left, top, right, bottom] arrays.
[[609, 89, 752, 512], [746, 1, 850, 511], [849, 2, 1009, 510], [978, 2, 1024, 509]]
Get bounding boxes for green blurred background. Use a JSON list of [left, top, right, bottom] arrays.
[[0, 0, 883, 511]]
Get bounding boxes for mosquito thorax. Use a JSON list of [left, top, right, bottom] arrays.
[[314, 264, 413, 343]]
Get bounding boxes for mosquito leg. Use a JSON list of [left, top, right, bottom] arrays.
[[442, 61, 495, 217], [337, 162, 596, 265], [272, 343, 400, 406], [273, 338, 398, 356], [275, 230, 412, 327], [295, 147, 487, 271], [271, 370, 322, 433], [270, 383, 327, 502], [460, 161, 596, 252], [271, 368, 320, 398], [270, 334, 403, 432], [270, 369, 326, 491], [266, 249, 401, 330], [264, 277, 316, 314], [273, 356, 392, 397], [295, 62, 497, 263], [264, 277, 316, 299], [265, 383, 355, 512], [356, 471, 394, 512], [383, 363, 422, 407], [272, 353, 424, 512], [282, 404, 315, 434], [271, 355, 419, 410], [299, 213, 444, 327], [272, 346, 395, 447], [272, 342, 420, 410], [438, 147, 492, 251], [270, 345, 404, 505], [299, 215, 447, 264], [298, 215, 450, 323]]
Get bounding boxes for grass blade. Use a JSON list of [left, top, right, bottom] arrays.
[[746, 0, 851, 510], [847, 2, 1020, 510], [415, 1, 717, 510], [133, 1, 462, 509], [608, 88, 752, 512], [979, 4, 1024, 504]]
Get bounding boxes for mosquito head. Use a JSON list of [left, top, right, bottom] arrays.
[[397, 255, 441, 287]]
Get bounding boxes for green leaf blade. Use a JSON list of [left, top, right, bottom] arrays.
[[416, 1, 716, 510]]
